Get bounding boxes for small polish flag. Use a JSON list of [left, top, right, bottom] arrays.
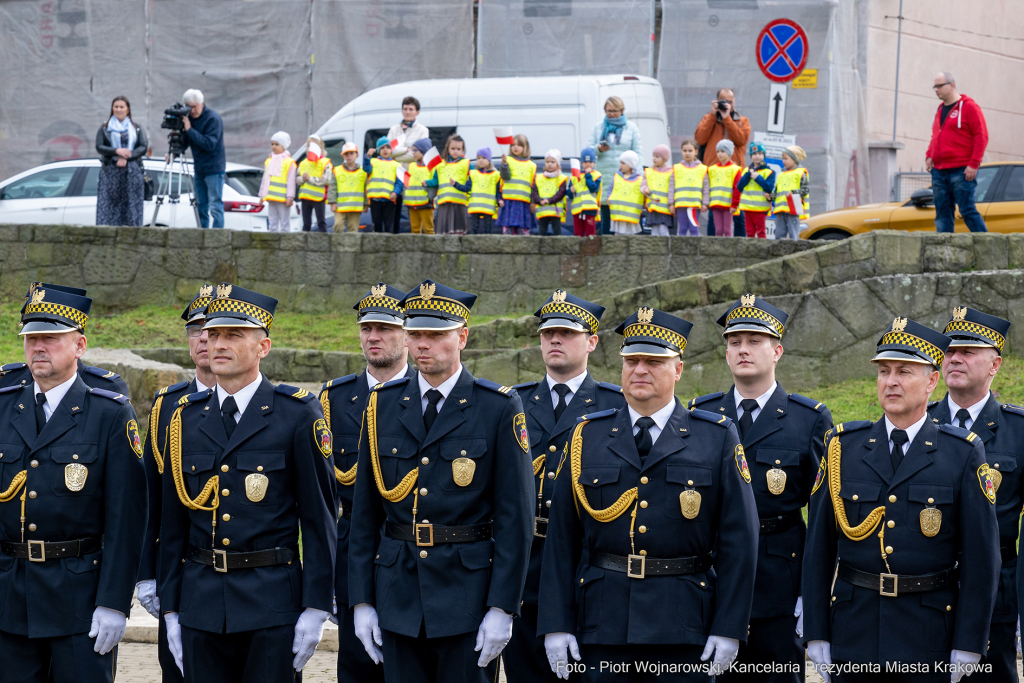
[[400, 168, 410, 187], [493, 126, 514, 145], [570, 158, 581, 179], [389, 135, 401, 149], [307, 142, 323, 162], [786, 193, 803, 216], [685, 207, 699, 227], [423, 146, 442, 171]]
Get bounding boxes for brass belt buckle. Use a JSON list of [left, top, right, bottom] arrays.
[[213, 549, 229, 573], [879, 573, 898, 597], [626, 554, 646, 579], [534, 517, 548, 538], [415, 523, 434, 547], [27, 540, 46, 562]]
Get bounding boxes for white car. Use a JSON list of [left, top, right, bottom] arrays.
[[0, 158, 300, 230]]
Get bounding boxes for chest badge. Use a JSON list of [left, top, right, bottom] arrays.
[[766, 467, 787, 495], [452, 457, 476, 487], [920, 506, 942, 538], [65, 463, 88, 492], [679, 490, 701, 519], [988, 469, 1003, 493], [246, 473, 269, 502]]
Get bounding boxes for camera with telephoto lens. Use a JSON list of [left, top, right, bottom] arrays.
[[161, 102, 192, 155], [716, 100, 730, 112]]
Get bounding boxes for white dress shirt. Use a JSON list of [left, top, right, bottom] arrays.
[[546, 370, 588, 410], [627, 398, 678, 448], [418, 364, 463, 414], [884, 413, 928, 454], [33, 374, 78, 421], [946, 394, 989, 431], [195, 377, 212, 394], [367, 364, 409, 392], [734, 381, 777, 423], [216, 375, 263, 423]]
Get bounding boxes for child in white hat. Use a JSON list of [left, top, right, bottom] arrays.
[[532, 149, 567, 236], [259, 131, 295, 232], [609, 150, 643, 235]]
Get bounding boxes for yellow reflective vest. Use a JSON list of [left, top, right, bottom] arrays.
[[437, 158, 470, 206], [404, 162, 434, 208], [672, 163, 707, 208], [644, 167, 673, 215], [773, 168, 809, 218], [367, 158, 399, 199], [535, 174, 567, 219], [468, 169, 500, 218], [502, 156, 536, 203], [263, 157, 295, 203], [298, 157, 331, 201], [332, 166, 367, 213], [708, 163, 741, 209], [608, 173, 644, 224], [571, 171, 602, 215], [737, 167, 774, 213]]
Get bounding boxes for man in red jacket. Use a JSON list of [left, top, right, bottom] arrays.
[[925, 72, 989, 233]]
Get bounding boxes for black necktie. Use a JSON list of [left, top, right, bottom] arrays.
[[423, 389, 443, 433], [890, 429, 909, 475], [634, 417, 656, 462], [552, 384, 571, 422], [35, 393, 47, 435], [738, 399, 759, 440], [221, 396, 238, 439], [955, 408, 971, 430]]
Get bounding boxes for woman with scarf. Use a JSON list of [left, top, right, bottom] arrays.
[[385, 96, 430, 232], [95, 95, 149, 226], [586, 96, 642, 234]]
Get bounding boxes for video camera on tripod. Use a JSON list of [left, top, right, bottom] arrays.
[[161, 102, 191, 155], [150, 102, 200, 227]]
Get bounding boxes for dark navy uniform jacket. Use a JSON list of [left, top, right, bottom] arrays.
[[0, 377, 147, 638], [930, 394, 1024, 625], [138, 379, 196, 583], [0, 360, 130, 396], [158, 378, 337, 633], [512, 372, 625, 605], [537, 401, 759, 645], [347, 368, 534, 639], [689, 384, 832, 619], [319, 365, 417, 608], [802, 419, 999, 663]]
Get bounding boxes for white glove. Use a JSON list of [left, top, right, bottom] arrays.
[[807, 640, 833, 682], [136, 580, 160, 620], [165, 612, 184, 676], [794, 596, 803, 638], [292, 607, 329, 671], [1017, 618, 1021, 655], [700, 635, 739, 676], [544, 632, 581, 680], [88, 606, 126, 655], [353, 603, 383, 664], [474, 607, 513, 668], [950, 650, 981, 683], [328, 595, 339, 626]]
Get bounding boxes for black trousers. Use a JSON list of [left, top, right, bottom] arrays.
[[718, 613, 802, 683], [370, 201, 398, 233], [503, 603, 578, 683], [337, 605, 385, 683], [159, 616, 184, 683], [975, 620, 1017, 682], [0, 628, 116, 683], [732, 212, 745, 237], [381, 626, 498, 683], [470, 214, 497, 234], [537, 216, 561, 236], [577, 643, 707, 682], [393, 193, 405, 233], [301, 199, 327, 232], [181, 623, 297, 683]]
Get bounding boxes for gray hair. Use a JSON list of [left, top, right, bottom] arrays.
[[182, 89, 204, 105], [938, 72, 955, 85]]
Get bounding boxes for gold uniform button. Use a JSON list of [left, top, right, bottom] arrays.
[[831, 596, 836, 602], [889, 495, 897, 503], [191, 466, 195, 471], [222, 489, 230, 497], [946, 605, 952, 612], [687, 480, 694, 486], [638, 526, 647, 533], [640, 476, 649, 485], [775, 459, 781, 465], [593, 479, 599, 484], [419, 550, 428, 558], [222, 514, 231, 522], [640, 501, 648, 508], [639, 550, 647, 556], [928, 498, 934, 504], [580, 578, 585, 584], [792, 553, 797, 558], [392, 448, 398, 454], [885, 546, 893, 554], [419, 488, 428, 496], [72, 454, 79, 460], [852, 495, 858, 501], [257, 466, 264, 472], [700, 582, 706, 587], [28, 523, 36, 531], [421, 457, 429, 465], [30, 460, 38, 468], [549, 446, 557, 453], [546, 500, 552, 507], [221, 539, 231, 546], [887, 521, 895, 528], [995, 463, 1000, 469], [340, 449, 345, 455], [221, 465, 229, 472], [461, 450, 467, 456], [547, 472, 555, 479], [28, 491, 36, 499]]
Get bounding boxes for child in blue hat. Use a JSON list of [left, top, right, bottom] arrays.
[[363, 137, 404, 233], [568, 147, 601, 235]]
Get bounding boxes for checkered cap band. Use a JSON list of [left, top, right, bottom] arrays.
[[358, 295, 402, 315], [879, 330, 944, 365], [24, 302, 88, 330], [205, 297, 274, 329], [622, 323, 686, 354], [539, 301, 599, 333], [189, 296, 213, 315], [725, 306, 784, 337], [944, 319, 1005, 351], [403, 296, 470, 322]]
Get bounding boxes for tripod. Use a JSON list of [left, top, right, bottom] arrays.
[[149, 151, 200, 227]]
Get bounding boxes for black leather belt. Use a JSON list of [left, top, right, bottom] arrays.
[[1, 538, 101, 562], [759, 511, 804, 535], [386, 521, 492, 547], [590, 550, 713, 579], [186, 545, 295, 573], [1001, 545, 1017, 563], [837, 562, 957, 597]]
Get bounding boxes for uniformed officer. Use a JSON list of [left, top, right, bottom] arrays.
[[0, 282, 130, 396], [157, 284, 337, 681], [319, 283, 415, 683], [0, 285, 147, 682], [927, 307, 1022, 682], [348, 279, 534, 683], [688, 294, 833, 683], [803, 316, 1000, 683], [136, 284, 217, 683], [539, 307, 759, 682], [505, 289, 625, 683]]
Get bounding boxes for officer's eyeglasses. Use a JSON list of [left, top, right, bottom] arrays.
[[933, 82, 951, 90], [186, 325, 204, 338]]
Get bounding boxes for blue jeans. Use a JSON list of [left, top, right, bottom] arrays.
[[194, 172, 225, 228], [931, 167, 987, 233]]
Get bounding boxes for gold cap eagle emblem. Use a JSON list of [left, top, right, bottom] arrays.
[[30, 289, 45, 305], [552, 289, 567, 303], [198, 284, 213, 298], [419, 282, 436, 301], [216, 284, 232, 298], [892, 316, 908, 333], [637, 307, 654, 325], [740, 293, 756, 307], [371, 283, 387, 298], [952, 306, 967, 321]]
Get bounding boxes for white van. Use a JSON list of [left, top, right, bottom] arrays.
[[313, 75, 671, 166]]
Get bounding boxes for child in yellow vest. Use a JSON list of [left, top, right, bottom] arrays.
[[640, 144, 674, 236], [772, 145, 810, 240], [498, 134, 537, 235], [327, 142, 366, 233], [532, 149, 567, 236], [469, 147, 502, 235], [568, 147, 601, 236], [673, 139, 709, 236], [404, 138, 438, 235], [297, 134, 332, 232], [736, 141, 775, 239], [257, 131, 295, 233], [608, 150, 644, 235], [362, 137, 404, 234], [708, 139, 742, 236], [435, 134, 471, 235]]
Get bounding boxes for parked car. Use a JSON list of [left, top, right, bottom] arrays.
[[799, 161, 1024, 239]]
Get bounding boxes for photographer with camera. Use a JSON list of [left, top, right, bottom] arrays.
[[177, 89, 226, 228], [695, 88, 751, 168]]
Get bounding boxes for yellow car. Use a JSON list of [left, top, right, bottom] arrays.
[[799, 161, 1024, 240]]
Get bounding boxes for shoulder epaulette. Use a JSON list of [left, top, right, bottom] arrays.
[[0, 384, 23, 395], [927, 400, 941, 409], [827, 421, 873, 443], [322, 374, 358, 392], [597, 381, 622, 393], [178, 388, 215, 406], [82, 365, 121, 380], [475, 377, 515, 395], [690, 408, 732, 427], [0, 362, 27, 374], [578, 408, 618, 423], [371, 376, 411, 392], [687, 391, 724, 410], [276, 384, 315, 402], [1002, 404, 1024, 418], [88, 388, 129, 404], [156, 381, 190, 398], [789, 393, 826, 412], [939, 423, 980, 444], [512, 381, 539, 391]]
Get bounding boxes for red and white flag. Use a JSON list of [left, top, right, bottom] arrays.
[[307, 142, 323, 162], [685, 207, 699, 227], [423, 146, 442, 171], [493, 126, 514, 145], [786, 193, 804, 216], [570, 158, 581, 179], [399, 168, 410, 187], [389, 134, 401, 149]]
